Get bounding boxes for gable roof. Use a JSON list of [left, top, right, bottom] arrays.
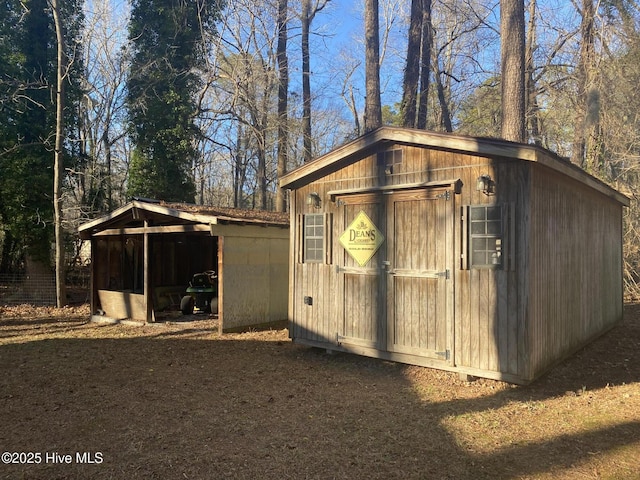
[[279, 127, 630, 206], [78, 200, 289, 240]]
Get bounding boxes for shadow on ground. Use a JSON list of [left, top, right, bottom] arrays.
[[0, 305, 638, 479]]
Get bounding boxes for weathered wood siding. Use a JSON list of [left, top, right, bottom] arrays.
[[290, 144, 528, 378], [337, 194, 384, 347], [454, 159, 526, 382], [287, 136, 625, 384], [291, 154, 381, 346], [526, 166, 624, 378]]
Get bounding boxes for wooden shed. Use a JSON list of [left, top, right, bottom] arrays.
[[279, 127, 630, 384], [78, 200, 289, 332]]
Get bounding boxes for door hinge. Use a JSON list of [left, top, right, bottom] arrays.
[[436, 349, 450, 360], [437, 269, 450, 280], [436, 190, 451, 201]]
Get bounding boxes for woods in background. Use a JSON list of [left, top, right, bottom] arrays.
[[0, 0, 639, 299]]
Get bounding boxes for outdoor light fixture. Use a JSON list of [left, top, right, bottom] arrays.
[[306, 192, 321, 209], [476, 174, 495, 195]]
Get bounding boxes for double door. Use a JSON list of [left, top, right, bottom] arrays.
[[337, 188, 453, 362]]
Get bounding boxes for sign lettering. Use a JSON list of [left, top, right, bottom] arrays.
[[339, 211, 385, 267]]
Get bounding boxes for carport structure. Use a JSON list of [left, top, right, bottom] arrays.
[[78, 200, 290, 332]]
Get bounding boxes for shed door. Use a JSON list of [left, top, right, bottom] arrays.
[[386, 189, 452, 361], [337, 194, 384, 349], [336, 188, 453, 362]]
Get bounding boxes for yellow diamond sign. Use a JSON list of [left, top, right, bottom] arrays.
[[339, 211, 385, 267]]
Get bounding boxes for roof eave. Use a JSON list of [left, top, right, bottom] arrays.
[[279, 126, 630, 207], [78, 201, 290, 239], [279, 127, 540, 190]]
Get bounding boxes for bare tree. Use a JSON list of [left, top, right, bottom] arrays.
[[301, 0, 330, 162], [364, 0, 382, 131], [429, 0, 496, 133], [416, 0, 433, 129], [333, 0, 403, 135], [276, 0, 289, 211], [207, 0, 280, 209], [50, 0, 67, 307], [331, 42, 363, 136], [525, 0, 542, 144], [500, 0, 526, 142], [571, 0, 600, 169], [400, 0, 423, 127], [80, 0, 130, 213], [400, 0, 433, 129], [433, 68, 453, 132]]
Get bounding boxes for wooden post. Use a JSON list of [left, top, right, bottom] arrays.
[[217, 235, 224, 334], [90, 238, 97, 316], [144, 221, 153, 322]]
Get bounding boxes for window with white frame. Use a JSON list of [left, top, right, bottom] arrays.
[[303, 214, 324, 263], [469, 205, 503, 268]]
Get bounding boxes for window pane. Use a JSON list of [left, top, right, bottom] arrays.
[[304, 214, 324, 263], [470, 221, 486, 235], [469, 206, 503, 269], [472, 237, 487, 251], [486, 220, 501, 235], [470, 207, 486, 221], [471, 237, 487, 266], [472, 250, 487, 265]]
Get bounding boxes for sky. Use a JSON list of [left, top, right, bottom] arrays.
[[300, 0, 412, 112], [81, 0, 582, 143]]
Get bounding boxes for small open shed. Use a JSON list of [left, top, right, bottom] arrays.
[[78, 200, 289, 332], [279, 126, 630, 384]]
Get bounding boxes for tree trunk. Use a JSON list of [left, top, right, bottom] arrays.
[[364, 0, 382, 132], [51, 0, 67, 307], [571, 0, 599, 170], [346, 84, 361, 136], [257, 143, 268, 210], [301, 0, 313, 162], [233, 127, 245, 208], [103, 129, 113, 211], [525, 0, 541, 145], [416, 0, 432, 130], [276, 0, 288, 212], [434, 67, 452, 132], [400, 0, 422, 128], [500, 0, 526, 142]]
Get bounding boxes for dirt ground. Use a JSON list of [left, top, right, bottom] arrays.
[[0, 304, 638, 480]]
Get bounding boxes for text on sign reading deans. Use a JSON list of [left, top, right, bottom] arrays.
[[339, 211, 385, 267]]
